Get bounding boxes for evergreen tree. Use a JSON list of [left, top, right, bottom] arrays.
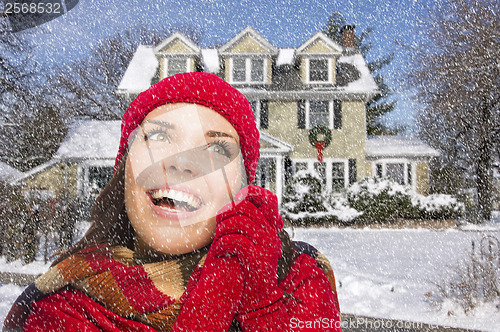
[[323, 11, 403, 135]]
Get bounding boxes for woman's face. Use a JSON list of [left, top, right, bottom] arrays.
[[124, 103, 244, 255]]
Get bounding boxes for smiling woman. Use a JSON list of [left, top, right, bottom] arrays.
[[4, 72, 341, 331]]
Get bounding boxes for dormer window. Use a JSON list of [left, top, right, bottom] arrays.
[[309, 59, 328, 82], [231, 58, 266, 84], [306, 58, 332, 84], [165, 58, 189, 77]]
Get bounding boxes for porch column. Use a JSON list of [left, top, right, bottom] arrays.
[[275, 155, 283, 206]]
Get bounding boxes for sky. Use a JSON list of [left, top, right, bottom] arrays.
[[10, 0, 438, 132]]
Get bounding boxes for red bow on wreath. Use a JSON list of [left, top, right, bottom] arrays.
[[315, 141, 326, 162], [309, 125, 332, 162]]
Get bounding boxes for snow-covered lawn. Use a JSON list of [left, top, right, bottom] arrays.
[[289, 225, 500, 332], [1, 223, 499, 331]]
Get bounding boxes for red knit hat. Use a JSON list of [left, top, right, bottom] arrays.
[[115, 72, 260, 184]]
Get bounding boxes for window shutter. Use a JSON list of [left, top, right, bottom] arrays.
[[260, 100, 268, 129], [333, 100, 342, 129], [297, 100, 306, 129], [407, 163, 412, 186], [348, 159, 357, 185]]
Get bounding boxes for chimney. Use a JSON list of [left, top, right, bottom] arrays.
[[340, 25, 356, 48]]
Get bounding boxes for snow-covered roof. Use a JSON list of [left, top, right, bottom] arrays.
[[117, 45, 158, 93], [55, 120, 121, 160], [201, 48, 219, 73], [276, 48, 295, 66], [338, 54, 378, 93], [259, 131, 293, 155], [0, 161, 24, 183], [366, 136, 440, 159]]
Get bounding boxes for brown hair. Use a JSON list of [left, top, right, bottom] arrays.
[[51, 155, 134, 265]]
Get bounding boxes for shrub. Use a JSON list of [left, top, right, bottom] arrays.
[[282, 170, 360, 226], [347, 177, 464, 224], [429, 235, 500, 314]]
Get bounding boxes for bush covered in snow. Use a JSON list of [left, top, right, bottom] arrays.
[[282, 174, 463, 226], [281, 170, 360, 226], [347, 177, 464, 224]]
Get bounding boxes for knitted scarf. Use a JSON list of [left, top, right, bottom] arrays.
[[33, 243, 209, 331], [5, 232, 339, 331]]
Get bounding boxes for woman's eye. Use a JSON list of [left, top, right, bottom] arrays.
[[207, 141, 231, 157], [146, 132, 169, 142]]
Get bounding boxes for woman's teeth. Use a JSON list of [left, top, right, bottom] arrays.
[[150, 188, 202, 211]]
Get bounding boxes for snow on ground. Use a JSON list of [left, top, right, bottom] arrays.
[[0, 257, 50, 275], [288, 227, 500, 332], [1, 225, 499, 330]]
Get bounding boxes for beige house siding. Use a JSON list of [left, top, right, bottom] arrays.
[[226, 35, 269, 54], [416, 162, 429, 195], [302, 39, 334, 54], [23, 163, 78, 197], [188, 57, 196, 72], [300, 58, 307, 84], [365, 161, 373, 178], [266, 57, 272, 84], [157, 40, 193, 54], [265, 100, 365, 181], [266, 101, 298, 145]]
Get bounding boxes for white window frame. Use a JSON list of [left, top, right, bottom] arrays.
[[163, 57, 189, 77], [78, 160, 115, 198], [372, 159, 417, 189], [305, 100, 334, 129], [293, 158, 349, 192], [230, 57, 267, 84], [249, 100, 261, 129], [305, 57, 333, 84]]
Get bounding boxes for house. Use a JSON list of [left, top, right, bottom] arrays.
[[16, 26, 439, 206]]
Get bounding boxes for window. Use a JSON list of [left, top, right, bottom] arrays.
[[299, 100, 341, 130], [293, 160, 348, 192], [309, 101, 329, 128], [255, 158, 275, 190], [309, 59, 329, 82], [165, 58, 188, 77], [251, 59, 264, 81], [374, 161, 414, 187], [233, 59, 246, 82], [249, 100, 268, 129], [386, 163, 405, 185], [332, 162, 345, 192], [314, 162, 326, 187], [88, 166, 114, 193], [294, 162, 308, 172], [231, 58, 266, 83]]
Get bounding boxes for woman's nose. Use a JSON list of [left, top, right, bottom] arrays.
[[162, 147, 207, 178]]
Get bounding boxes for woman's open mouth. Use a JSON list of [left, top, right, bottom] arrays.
[[149, 187, 203, 213]]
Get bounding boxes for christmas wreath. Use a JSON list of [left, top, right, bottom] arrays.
[[309, 125, 332, 148], [309, 125, 332, 162]]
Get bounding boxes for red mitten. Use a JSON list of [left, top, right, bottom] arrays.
[[172, 185, 289, 331], [209, 185, 289, 328]]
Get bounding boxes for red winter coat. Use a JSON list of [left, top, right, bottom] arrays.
[[4, 240, 341, 332]]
